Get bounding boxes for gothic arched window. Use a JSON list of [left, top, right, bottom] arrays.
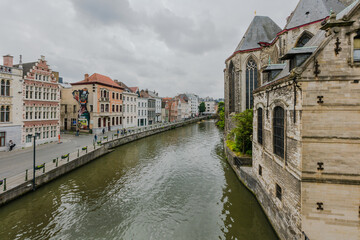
[[229, 61, 235, 113], [246, 58, 258, 109], [273, 106, 285, 158], [296, 32, 313, 47]]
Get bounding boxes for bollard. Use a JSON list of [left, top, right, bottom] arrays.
[[112, 134, 114, 140], [93, 142, 96, 149], [86, 146, 88, 153], [56, 157, 59, 167], [43, 163, 46, 173], [3, 178, 6, 191], [78, 149, 80, 157], [67, 153, 70, 162], [25, 169, 28, 181]]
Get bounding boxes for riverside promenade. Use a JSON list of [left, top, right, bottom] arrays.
[[0, 117, 211, 206]]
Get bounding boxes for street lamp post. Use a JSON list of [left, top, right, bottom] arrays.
[[28, 133, 40, 191]]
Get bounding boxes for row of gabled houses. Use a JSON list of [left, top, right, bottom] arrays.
[[224, 0, 360, 239], [0, 54, 201, 151]]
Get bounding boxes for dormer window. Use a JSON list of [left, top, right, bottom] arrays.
[[354, 33, 360, 62], [262, 64, 285, 83], [281, 47, 316, 71], [296, 32, 313, 47]]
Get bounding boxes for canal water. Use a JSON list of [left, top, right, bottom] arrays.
[[0, 120, 278, 240]]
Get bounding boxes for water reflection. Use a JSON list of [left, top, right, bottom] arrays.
[[0, 120, 277, 240]]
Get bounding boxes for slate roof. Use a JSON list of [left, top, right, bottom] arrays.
[[285, 0, 348, 29], [263, 64, 286, 71], [71, 73, 123, 89], [234, 16, 281, 52], [336, 0, 359, 20], [14, 62, 36, 77]]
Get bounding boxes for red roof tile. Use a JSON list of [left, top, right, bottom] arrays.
[[71, 73, 123, 89]]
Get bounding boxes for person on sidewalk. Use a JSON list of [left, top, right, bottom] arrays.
[[8, 140, 16, 151], [94, 134, 97, 143], [102, 128, 105, 135]]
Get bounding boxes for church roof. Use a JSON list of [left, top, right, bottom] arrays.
[[234, 16, 281, 52], [336, 0, 359, 20], [285, 0, 347, 29]]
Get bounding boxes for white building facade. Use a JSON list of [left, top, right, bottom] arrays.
[[0, 55, 23, 151], [186, 93, 199, 117], [122, 91, 137, 129], [137, 97, 148, 127], [204, 101, 216, 114]]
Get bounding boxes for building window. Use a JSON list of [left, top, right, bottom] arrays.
[[276, 184, 282, 201], [258, 108, 263, 145], [0, 80, 5, 96], [90, 105, 93, 112], [273, 106, 285, 158], [354, 32, 360, 62], [98, 118, 101, 127], [112, 92, 115, 99], [112, 117, 115, 125], [258, 165, 262, 176], [112, 105, 115, 112], [0, 132, 5, 147], [0, 106, 10, 122], [246, 58, 258, 109], [116, 117, 119, 125], [101, 104, 104, 112], [73, 105, 76, 113], [296, 32, 313, 47], [105, 104, 109, 112], [116, 105, 119, 112]]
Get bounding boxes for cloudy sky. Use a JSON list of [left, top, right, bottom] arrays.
[[0, 0, 298, 98]]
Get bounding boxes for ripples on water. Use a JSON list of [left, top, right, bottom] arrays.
[[0, 121, 278, 240]]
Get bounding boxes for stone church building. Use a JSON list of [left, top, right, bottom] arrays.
[[224, 0, 360, 239]]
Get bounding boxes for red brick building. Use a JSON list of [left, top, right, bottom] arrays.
[[15, 56, 60, 146]]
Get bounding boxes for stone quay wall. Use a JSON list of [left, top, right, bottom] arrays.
[[225, 145, 295, 240], [0, 117, 211, 207]]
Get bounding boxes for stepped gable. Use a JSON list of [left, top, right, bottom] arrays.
[[234, 16, 281, 52], [284, 0, 349, 29], [71, 73, 123, 89]]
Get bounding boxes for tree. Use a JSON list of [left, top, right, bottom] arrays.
[[198, 102, 206, 114], [216, 101, 225, 129], [229, 109, 253, 155]]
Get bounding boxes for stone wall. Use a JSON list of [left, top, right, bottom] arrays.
[[225, 145, 301, 240]]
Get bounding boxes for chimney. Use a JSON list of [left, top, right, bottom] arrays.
[[84, 73, 89, 81], [3, 55, 13, 67], [41, 55, 45, 61]]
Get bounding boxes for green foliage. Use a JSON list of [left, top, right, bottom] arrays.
[[216, 101, 225, 129], [217, 102, 224, 113], [198, 102, 206, 113], [229, 109, 253, 155], [226, 140, 240, 153]]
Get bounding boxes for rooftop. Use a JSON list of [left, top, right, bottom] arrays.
[[234, 15, 281, 52], [71, 73, 123, 89]]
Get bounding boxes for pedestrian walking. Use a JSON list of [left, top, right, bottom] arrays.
[[102, 128, 105, 135], [8, 140, 16, 151], [94, 134, 97, 142], [117, 129, 119, 135]]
